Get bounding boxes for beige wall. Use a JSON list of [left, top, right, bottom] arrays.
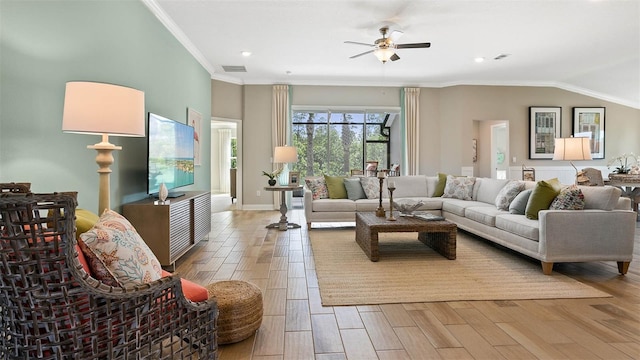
[[212, 82, 640, 207], [212, 79, 243, 119], [243, 85, 273, 206]]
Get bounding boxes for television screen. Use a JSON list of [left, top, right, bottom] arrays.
[[147, 113, 195, 196]]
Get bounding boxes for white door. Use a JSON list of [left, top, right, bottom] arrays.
[[491, 123, 509, 179]]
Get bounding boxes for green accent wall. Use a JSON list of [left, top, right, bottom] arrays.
[[0, 0, 211, 213]]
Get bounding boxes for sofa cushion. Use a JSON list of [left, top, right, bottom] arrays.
[[355, 198, 389, 212], [441, 199, 483, 217], [579, 186, 622, 210], [495, 214, 540, 241], [509, 189, 532, 215], [474, 178, 510, 204], [360, 177, 381, 199], [550, 185, 585, 210], [464, 205, 504, 227], [324, 175, 347, 199], [79, 210, 162, 288], [495, 181, 525, 210], [344, 177, 366, 200], [525, 178, 562, 220], [442, 175, 475, 200], [433, 173, 447, 197], [313, 198, 356, 212], [305, 177, 329, 200], [390, 176, 429, 198]]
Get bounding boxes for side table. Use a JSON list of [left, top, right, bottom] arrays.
[[264, 185, 303, 230]]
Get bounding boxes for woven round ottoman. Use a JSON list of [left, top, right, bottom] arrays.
[[206, 280, 263, 344]]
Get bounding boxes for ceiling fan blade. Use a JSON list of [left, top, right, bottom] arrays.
[[389, 30, 404, 42], [396, 42, 431, 49], [390, 53, 400, 61], [344, 41, 374, 47], [349, 50, 374, 59]]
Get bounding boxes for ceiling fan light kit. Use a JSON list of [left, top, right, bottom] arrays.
[[346, 26, 431, 63]]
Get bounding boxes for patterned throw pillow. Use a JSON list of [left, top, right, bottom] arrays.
[[495, 181, 525, 210], [360, 176, 381, 199], [550, 185, 585, 210], [304, 177, 329, 200], [79, 210, 162, 288], [442, 175, 476, 200]]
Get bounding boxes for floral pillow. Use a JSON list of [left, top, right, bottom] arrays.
[[304, 177, 329, 200], [495, 181, 525, 210], [360, 176, 381, 199], [79, 210, 162, 288], [442, 175, 476, 200], [550, 185, 585, 210]]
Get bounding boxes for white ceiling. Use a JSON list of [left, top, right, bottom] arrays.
[[146, 0, 640, 109]]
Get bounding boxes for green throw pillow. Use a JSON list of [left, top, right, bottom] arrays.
[[525, 178, 562, 220], [324, 175, 348, 199], [433, 172, 447, 197]]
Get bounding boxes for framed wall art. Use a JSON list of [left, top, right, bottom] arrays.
[[187, 108, 202, 166], [529, 106, 561, 159], [573, 107, 605, 159]]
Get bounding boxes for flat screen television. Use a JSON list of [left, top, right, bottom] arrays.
[[147, 112, 195, 197]]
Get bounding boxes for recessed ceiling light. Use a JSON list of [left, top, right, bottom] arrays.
[[241, 51, 252, 57], [474, 57, 485, 63]]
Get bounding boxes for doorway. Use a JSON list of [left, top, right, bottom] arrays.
[[211, 117, 242, 210], [491, 123, 509, 179]]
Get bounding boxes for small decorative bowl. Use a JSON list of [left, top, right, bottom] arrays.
[[392, 200, 424, 215]]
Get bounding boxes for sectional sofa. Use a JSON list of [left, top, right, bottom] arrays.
[[303, 175, 636, 275]]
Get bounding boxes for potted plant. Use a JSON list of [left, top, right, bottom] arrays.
[[262, 169, 282, 186], [608, 153, 640, 174]]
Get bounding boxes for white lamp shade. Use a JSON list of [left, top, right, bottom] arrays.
[[553, 137, 592, 161], [274, 146, 298, 163], [62, 81, 145, 137]]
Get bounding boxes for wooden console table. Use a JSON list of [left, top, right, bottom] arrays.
[[122, 191, 211, 268], [607, 174, 640, 217]]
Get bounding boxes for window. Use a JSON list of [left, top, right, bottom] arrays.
[[292, 109, 397, 177], [230, 137, 237, 169]]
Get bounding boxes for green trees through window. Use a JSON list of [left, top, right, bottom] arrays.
[[292, 110, 392, 178]]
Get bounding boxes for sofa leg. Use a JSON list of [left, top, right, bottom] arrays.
[[617, 261, 630, 275], [307, 222, 311, 229], [541, 262, 553, 275]]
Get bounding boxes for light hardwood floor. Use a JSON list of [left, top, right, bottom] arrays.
[[176, 205, 640, 359]]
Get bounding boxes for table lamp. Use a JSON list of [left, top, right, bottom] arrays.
[[553, 137, 592, 184], [274, 145, 298, 185], [62, 81, 145, 215]]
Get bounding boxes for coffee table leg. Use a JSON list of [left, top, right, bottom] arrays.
[[356, 217, 378, 261], [418, 229, 456, 260]]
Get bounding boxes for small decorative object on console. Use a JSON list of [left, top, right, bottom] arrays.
[[158, 182, 168, 202], [607, 153, 640, 174]]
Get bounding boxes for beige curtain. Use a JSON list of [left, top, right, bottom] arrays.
[[218, 129, 232, 193], [272, 85, 289, 206], [405, 87, 420, 175]]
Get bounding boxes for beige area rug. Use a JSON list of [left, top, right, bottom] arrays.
[[310, 230, 611, 306]]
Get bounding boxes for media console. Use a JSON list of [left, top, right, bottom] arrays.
[[122, 191, 211, 268]]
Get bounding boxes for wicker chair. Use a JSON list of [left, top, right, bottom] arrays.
[[0, 193, 218, 359]]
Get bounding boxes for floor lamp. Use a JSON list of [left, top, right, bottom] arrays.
[[553, 137, 592, 184], [274, 146, 298, 185], [62, 81, 145, 215]]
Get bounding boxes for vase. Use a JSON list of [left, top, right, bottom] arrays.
[[268, 179, 277, 186], [158, 182, 168, 202]]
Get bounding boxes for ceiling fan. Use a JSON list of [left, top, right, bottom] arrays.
[[345, 26, 431, 63]]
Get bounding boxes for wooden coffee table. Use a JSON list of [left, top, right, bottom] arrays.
[[355, 212, 457, 262]]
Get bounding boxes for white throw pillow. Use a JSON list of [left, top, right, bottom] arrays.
[[442, 175, 476, 200], [495, 181, 525, 210]]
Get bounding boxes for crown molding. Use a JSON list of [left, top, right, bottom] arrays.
[[141, 0, 216, 77]]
